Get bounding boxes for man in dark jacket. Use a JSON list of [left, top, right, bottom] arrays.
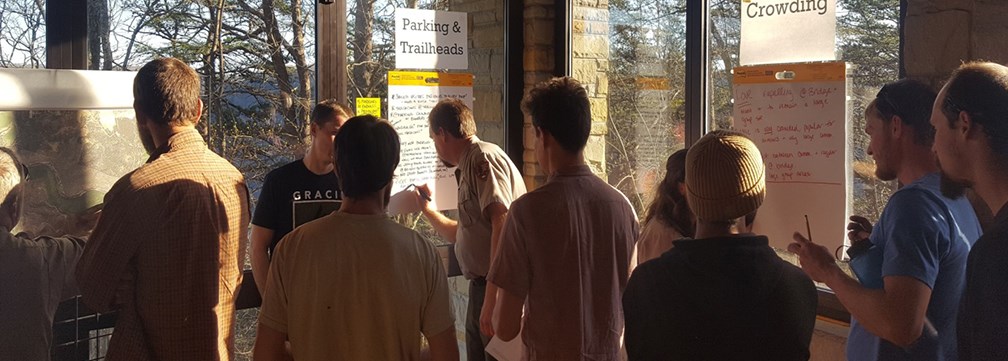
[[623, 130, 817, 361]]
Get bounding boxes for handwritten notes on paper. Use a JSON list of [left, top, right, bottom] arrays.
[[732, 62, 849, 252], [355, 97, 381, 118], [386, 71, 472, 214], [734, 85, 844, 186]]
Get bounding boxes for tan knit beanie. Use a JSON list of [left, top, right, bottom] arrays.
[[686, 130, 766, 222]]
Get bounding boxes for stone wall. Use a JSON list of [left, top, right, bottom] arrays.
[[572, 0, 610, 180], [522, 0, 611, 189], [904, 0, 1008, 87], [522, 0, 556, 187], [453, 0, 506, 145]]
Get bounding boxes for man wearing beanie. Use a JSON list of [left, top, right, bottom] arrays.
[[790, 79, 980, 361], [623, 130, 817, 360], [489, 77, 638, 360]]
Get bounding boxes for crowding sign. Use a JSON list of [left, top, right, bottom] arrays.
[[739, 0, 836, 65]]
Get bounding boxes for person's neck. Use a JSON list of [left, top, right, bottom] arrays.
[[338, 194, 386, 215], [972, 157, 1008, 216], [150, 124, 195, 149], [694, 220, 743, 239], [546, 151, 586, 175], [896, 146, 939, 186], [303, 149, 334, 175], [446, 135, 476, 166]]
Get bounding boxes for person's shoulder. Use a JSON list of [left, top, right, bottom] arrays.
[[627, 254, 678, 293], [508, 186, 549, 212], [203, 149, 245, 176], [474, 140, 508, 158], [886, 184, 945, 215], [266, 159, 303, 176], [273, 214, 335, 251], [590, 178, 637, 213], [773, 256, 816, 292], [260, 159, 304, 186]]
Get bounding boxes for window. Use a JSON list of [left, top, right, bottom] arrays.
[[0, 0, 46, 68], [347, 0, 509, 354], [709, 0, 900, 227], [571, 0, 689, 218]]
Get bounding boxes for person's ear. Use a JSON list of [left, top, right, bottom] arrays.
[[192, 98, 204, 125], [959, 111, 978, 140], [890, 115, 904, 139]]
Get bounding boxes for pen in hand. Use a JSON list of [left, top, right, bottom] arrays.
[[804, 214, 812, 242], [408, 183, 432, 202]]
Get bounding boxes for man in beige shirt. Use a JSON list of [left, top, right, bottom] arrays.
[[490, 77, 639, 360], [415, 98, 526, 361], [255, 115, 457, 361]]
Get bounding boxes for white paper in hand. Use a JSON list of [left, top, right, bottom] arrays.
[[486, 334, 523, 361]]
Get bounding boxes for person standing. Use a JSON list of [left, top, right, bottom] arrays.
[[624, 130, 817, 360], [790, 79, 981, 360], [254, 116, 457, 361], [490, 77, 638, 360], [0, 147, 94, 361], [414, 98, 526, 360], [929, 62, 1008, 360], [250, 100, 351, 296], [637, 148, 694, 264], [76, 57, 250, 361]]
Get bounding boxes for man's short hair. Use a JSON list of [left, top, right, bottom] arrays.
[[871, 79, 937, 146], [0, 147, 25, 207], [334, 115, 400, 198], [428, 98, 476, 139], [133, 58, 202, 126], [312, 100, 354, 125], [521, 77, 591, 153], [940, 62, 1008, 160]]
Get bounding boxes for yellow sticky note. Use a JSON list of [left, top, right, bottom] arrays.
[[356, 97, 382, 118]]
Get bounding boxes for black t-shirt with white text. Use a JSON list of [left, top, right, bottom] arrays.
[[252, 159, 341, 255]]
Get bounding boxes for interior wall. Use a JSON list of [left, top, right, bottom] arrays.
[[903, 0, 1008, 87], [453, 0, 507, 146]]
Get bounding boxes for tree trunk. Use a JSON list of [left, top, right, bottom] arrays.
[[351, 0, 374, 97], [262, 0, 297, 134], [290, 0, 312, 141], [203, 0, 226, 153]]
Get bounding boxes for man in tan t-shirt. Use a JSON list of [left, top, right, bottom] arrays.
[[414, 98, 526, 361], [489, 77, 639, 360], [254, 115, 458, 361]]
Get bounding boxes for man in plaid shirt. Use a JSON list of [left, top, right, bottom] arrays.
[[76, 57, 250, 361]]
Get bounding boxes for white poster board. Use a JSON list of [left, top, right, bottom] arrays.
[[395, 8, 468, 70], [0, 69, 137, 109], [386, 71, 473, 214], [739, 0, 837, 66], [732, 62, 850, 252]]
